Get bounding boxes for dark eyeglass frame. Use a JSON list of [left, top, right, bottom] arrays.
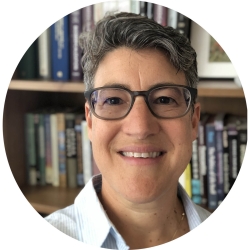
[[84, 84, 197, 120]]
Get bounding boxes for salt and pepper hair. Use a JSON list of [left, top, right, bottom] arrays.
[[79, 12, 198, 92]]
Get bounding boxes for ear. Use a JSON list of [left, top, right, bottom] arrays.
[[85, 102, 92, 142], [191, 102, 201, 141]]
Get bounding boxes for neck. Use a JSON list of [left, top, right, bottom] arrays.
[[98, 180, 188, 249]]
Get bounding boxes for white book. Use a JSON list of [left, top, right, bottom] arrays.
[[94, 2, 104, 23], [50, 114, 59, 187], [38, 28, 51, 79], [130, 0, 140, 14], [81, 120, 92, 185], [168, 8, 178, 28]]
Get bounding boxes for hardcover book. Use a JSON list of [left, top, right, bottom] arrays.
[[51, 15, 70, 81], [69, 9, 83, 82]]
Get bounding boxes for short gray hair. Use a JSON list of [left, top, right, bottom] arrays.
[[79, 12, 198, 91]]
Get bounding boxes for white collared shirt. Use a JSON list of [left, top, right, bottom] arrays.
[[45, 174, 211, 249]]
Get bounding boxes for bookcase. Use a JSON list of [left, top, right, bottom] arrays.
[[3, 2, 247, 215], [4, 79, 246, 215]]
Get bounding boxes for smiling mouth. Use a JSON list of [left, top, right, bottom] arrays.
[[120, 152, 164, 158]]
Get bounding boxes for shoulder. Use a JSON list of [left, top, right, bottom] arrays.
[[45, 204, 79, 240], [193, 203, 212, 222]]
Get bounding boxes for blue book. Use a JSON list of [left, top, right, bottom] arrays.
[[205, 114, 218, 210], [51, 15, 70, 81]]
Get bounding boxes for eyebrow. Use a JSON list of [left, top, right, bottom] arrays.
[[101, 82, 185, 90]]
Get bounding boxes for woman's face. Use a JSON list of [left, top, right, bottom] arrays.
[[85, 47, 200, 204]]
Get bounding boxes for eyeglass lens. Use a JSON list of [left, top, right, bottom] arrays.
[[90, 86, 191, 119]]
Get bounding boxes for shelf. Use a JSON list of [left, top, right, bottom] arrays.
[[198, 80, 244, 98], [9, 80, 85, 93], [21, 185, 82, 215], [9, 79, 245, 98]]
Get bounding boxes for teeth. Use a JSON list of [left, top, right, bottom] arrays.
[[122, 152, 161, 158]]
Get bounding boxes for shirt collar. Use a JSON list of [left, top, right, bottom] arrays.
[[74, 174, 111, 247], [74, 174, 202, 247]]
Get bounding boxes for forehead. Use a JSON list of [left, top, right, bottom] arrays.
[[93, 47, 187, 90]]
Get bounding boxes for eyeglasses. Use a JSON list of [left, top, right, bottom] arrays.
[[84, 84, 197, 120]]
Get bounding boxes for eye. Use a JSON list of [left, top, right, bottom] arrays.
[[154, 96, 176, 104], [104, 97, 123, 105]]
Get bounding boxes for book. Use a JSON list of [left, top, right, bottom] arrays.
[[226, 115, 239, 190], [191, 138, 201, 204], [65, 113, 77, 188], [38, 28, 51, 80], [176, 13, 191, 38], [69, 9, 83, 82], [198, 113, 210, 207], [57, 112, 67, 187], [24, 113, 37, 186], [179, 163, 192, 197], [153, 3, 168, 26], [237, 117, 247, 171], [51, 15, 70, 81], [94, 3, 104, 24], [32, 112, 46, 186], [82, 5, 95, 32], [81, 120, 92, 185], [214, 113, 226, 205], [185, 163, 192, 197], [44, 113, 53, 184], [146, 2, 154, 19], [222, 119, 230, 197], [130, 0, 140, 14], [139, 1, 147, 16], [167, 8, 178, 28], [75, 113, 85, 186], [205, 114, 218, 210], [17, 39, 38, 79], [50, 113, 59, 187]]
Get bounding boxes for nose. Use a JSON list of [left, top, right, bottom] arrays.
[[121, 96, 160, 140]]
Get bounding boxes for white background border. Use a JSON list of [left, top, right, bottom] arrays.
[[1, 0, 249, 249]]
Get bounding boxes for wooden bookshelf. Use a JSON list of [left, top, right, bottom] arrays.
[[21, 186, 82, 215], [9, 79, 244, 98], [4, 79, 247, 215]]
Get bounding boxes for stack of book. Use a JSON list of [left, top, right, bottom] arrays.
[[14, 2, 191, 82], [24, 106, 100, 188], [179, 112, 247, 210]]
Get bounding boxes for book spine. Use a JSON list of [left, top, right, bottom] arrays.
[[130, 0, 140, 14], [69, 9, 83, 82], [206, 122, 218, 210], [228, 125, 238, 190], [191, 139, 201, 204], [139, 1, 147, 16], [25, 113, 37, 185], [51, 15, 70, 81], [198, 115, 208, 207], [146, 2, 154, 19], [215, 128, 224, 205], [237, 124, 247, 171], [38, 114, 46, 186], [44, 114, 53, 184], [17, 39, 38, 79], [185, 163, 192, 197], [65, 113, 77, 188], [222, 126, 230, 196], [38, 28, 51, 79], [50, 114, 59, 187], [82, 5, 95, 32], [75, 114, 84, 186], [153, 4, 168, 26], [176, 13, 191, 38], [33, 113, 41, 184], [81, 120, 92, 185], [167, 8, 178, 28], [57, 113, 67, 187]]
